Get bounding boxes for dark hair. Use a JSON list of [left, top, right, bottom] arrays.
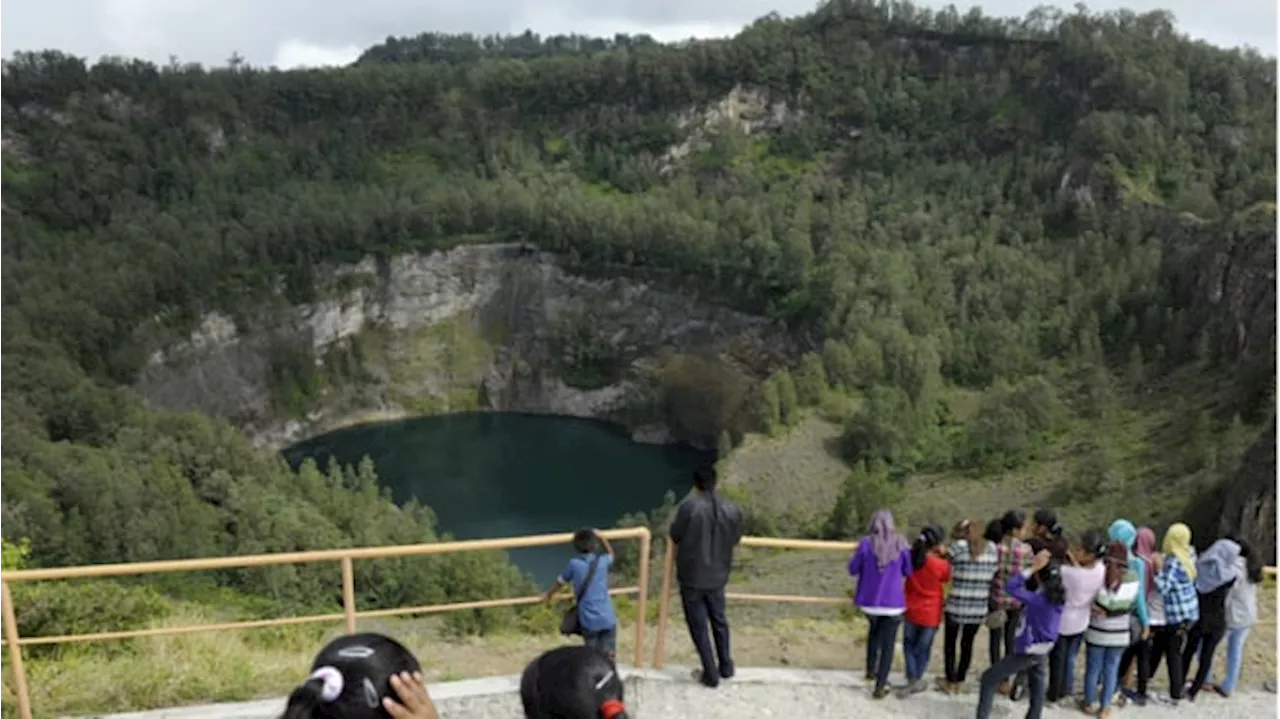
[[1104, 541, 1129, 591], [520, 645, 630, 719], [1033, 508, 1062, 536], [911, 525, 944, 570], [573, 529, 597, 555], [282, 633, 422, 719], [693, 465, 718, 492], [1077, 529, 1106, 560], [1000, 510, 1027, 537], [1029, 561, 1066, 606], [983, 519, 1004, 544], [1231, 536, 1265, 584]]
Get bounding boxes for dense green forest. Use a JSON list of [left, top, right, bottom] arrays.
[[1, 0, 1276, 649]]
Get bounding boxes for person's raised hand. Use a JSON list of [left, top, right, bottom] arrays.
[[383, 671, 440, 719], [1031, 549, 1052, 572]]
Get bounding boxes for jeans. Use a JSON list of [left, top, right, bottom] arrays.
[[1207, 626, 1251, 694], [583, 626, 617, 659], [865, 614, 902, 691], [1084, 644, 1124, 708], [1182, 621, 1226, 699], [944, 617, 981, 683], [1047, 632, 1084, 701], [977, 653, 1047, 719], [1148, 624, 1188, 700], [1119, 635, 1151, 695], [680, 585, 734, 686], [902, 621, 938, 681]]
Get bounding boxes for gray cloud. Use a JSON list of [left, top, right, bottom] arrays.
[[1, 0, 1274, 69]]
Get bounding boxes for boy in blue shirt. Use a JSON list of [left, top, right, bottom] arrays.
[[544, 528, 618, 660]]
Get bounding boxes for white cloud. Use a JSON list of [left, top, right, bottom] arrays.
[[272, 39, 362, 69]]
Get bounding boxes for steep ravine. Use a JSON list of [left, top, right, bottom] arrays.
[[134, 243, 792, 449]]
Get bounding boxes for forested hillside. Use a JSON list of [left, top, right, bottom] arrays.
[[2, 0, 1276, 636]]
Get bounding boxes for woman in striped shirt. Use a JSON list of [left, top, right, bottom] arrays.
[[939, 518, 999, 693], [1082, 541, 1140, 718]]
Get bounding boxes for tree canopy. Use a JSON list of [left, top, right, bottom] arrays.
[[1, 0, 1275, 610]]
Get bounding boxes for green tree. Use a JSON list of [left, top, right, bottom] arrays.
[[795, 353, 828, 406]]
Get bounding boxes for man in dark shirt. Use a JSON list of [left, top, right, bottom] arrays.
[[1026, 508, 1068, 561], [669, 465, 744, 688]]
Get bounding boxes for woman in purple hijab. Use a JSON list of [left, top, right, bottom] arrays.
[[849, 509, 914, 699]]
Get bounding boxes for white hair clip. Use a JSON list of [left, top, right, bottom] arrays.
[[309, 665, 345, 703], [595, 670, 615, 690]]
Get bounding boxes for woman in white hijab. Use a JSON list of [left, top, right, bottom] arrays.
[[1180, 538, 1241, 701]]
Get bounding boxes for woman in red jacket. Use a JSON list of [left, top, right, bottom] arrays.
[[900, 524, 951, 697]]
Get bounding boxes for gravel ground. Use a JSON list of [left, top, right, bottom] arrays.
[[436, 667, 1274, 719]]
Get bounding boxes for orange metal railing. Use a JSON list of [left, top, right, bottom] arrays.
[[0, 527, 652, 719], [651, 535, 859, 668]]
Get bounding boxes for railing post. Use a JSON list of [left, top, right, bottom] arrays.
[[632, 528, 651, 668], [340, 557, 357, 634], [651, 536, 675, 670], [2, 581, 33, 719]]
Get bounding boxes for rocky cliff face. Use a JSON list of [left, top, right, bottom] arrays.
[[134, 244, 791, 448], [1165, 213, 1277, 561]]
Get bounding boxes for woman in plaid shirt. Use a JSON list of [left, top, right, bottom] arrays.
[[988, 510, 1033, 696], [1144, 523, 1199, 705]]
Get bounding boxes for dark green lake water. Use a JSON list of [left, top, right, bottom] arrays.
[[284, 413, 710, 583]]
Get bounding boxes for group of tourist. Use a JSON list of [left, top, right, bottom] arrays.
[[274, 466, 1263, 719], [849, 507, 1264, 718]]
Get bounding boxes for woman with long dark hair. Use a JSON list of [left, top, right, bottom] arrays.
[[899, 524, 949, 697], [280, 633, 438, 719], [1082, 542, 1140, 718], [1047, 529, 1105, 704], [987, 510, 1031, 698], [975, 550, 1065, 719], [520, 645, 630, 719]]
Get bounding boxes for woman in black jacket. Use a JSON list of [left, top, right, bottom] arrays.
[[1181, 538, 1241, 701]]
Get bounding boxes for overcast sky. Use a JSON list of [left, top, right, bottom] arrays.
[[1, 0, 1274, 70]]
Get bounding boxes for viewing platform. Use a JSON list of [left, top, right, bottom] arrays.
[[3, 528, 1274, 719]]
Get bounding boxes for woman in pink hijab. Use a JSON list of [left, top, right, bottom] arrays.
[[848, 509, 913, 699], [1118, 526, 1158, 704]]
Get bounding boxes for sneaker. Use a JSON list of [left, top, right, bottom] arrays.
[[872, 686, 891, 700]]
